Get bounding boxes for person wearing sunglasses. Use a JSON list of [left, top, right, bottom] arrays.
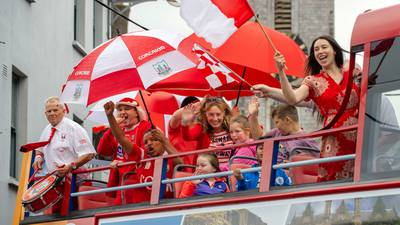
[[181, 96, 234, 164]]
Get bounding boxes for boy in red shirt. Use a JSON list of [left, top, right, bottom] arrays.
[[98, 98, 151, 204]]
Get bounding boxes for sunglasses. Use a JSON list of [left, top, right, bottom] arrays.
[[205, 97, 224, 103]]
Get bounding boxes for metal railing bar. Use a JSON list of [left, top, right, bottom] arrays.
[[273, 154, 356, 169], [71, 181, 153, 197], [161, 167, 261, 184]]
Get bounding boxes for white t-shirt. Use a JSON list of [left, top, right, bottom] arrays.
[[37, 117, 96, 173]]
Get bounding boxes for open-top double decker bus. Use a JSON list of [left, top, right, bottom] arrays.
[[14, 3, 400, 225]]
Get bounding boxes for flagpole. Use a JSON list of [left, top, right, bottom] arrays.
[[246, 3, 277, 52], [254, 15, 288, 70], [255, 16, 277, 53], [195, 44, 253, 88], [235, 67, 247, 107]]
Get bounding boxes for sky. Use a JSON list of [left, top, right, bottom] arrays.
[[128, 0, 191, 35], [334, 0, 399, 51]]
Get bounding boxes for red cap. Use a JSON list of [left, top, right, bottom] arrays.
[[116, 97, 139, 108]]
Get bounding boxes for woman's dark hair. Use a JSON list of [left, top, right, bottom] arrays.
[[305, 35, 344, 75], [198, 153, 220, 172]]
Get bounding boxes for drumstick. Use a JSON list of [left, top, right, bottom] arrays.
[[28, 168, 39, 183]]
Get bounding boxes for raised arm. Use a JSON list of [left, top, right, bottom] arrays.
[[170, 101, 200, 129], [169, 107, 185, 130], [104, 101, 138, 155], [252, 84, 312, 107], [248, 97, 263, 139], [273, 52, 310, 105]]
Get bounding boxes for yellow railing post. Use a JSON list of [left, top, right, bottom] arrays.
[[12, 151, 32, 225]]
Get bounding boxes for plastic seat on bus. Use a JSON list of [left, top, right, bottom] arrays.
[[228, 156, 258, 192], [173, 164, 196, 198], [77, 180, 115, 210], [288, 147, 320, 185]]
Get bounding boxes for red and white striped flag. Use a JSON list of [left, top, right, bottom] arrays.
[[193, 44, 239, 89], [181, 0, 254, 48]]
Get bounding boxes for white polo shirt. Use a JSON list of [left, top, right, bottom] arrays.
[[37, 117, 96, 173]]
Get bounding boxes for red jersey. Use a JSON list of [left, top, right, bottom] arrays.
[[168, 123, 198, 165], [97, 120, 151, 198], [121, 158, 174, 204]]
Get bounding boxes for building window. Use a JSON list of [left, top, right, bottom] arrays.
[[10, 70, 27, 180], [10, 75, 19, 178], [93, 0, 108, 48], [74, 0, 85, 45], [73, 0, 88, 56], [109, 2, 131, 38], [274, 0, 292, 34]]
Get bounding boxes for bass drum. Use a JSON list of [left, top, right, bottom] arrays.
[[22, 174, 64, 213]]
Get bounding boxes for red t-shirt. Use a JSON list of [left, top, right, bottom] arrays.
[[97, 121, 151, 198], [168, 123, 198, 165], [122, 158, 174, 204]]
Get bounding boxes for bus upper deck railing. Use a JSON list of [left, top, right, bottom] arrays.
[[71, 153, 356, 198], [27, 124, 359, 217]]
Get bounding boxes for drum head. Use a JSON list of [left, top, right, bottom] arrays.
[[22, 175, 58, 202]]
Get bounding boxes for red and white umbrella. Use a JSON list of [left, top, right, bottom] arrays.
[[61, 29, 195, 106]]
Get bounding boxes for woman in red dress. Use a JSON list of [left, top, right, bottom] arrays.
[[252, 36, 359, 181]]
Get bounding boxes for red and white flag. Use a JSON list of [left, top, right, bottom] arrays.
[[181, 0, 254, 48], [193, 44, 238, 89]]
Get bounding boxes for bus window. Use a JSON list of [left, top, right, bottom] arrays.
[[361, 37, 400, 179]]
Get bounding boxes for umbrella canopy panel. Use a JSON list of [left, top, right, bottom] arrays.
[[215, 22, 307, 77], [61, 30, 195, 106]]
